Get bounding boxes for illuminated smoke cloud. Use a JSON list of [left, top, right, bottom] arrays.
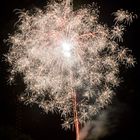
[[79, 103, 132, 140], [79, 112, 108, 140], [5, 0, 136, 130]]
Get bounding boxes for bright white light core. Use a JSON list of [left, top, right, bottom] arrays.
[[61, 41, 72, 58]]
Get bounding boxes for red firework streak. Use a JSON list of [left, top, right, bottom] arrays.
[[72, 92, 80, 140]]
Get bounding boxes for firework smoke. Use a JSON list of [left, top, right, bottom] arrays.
[[79, 102, 133, 140], [79, 112, 108, 140], [5, 0, 136, 139]]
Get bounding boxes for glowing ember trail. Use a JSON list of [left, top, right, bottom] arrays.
[[5, 0, 136, 140]]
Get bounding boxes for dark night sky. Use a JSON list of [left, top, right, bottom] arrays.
[[0, 0, 140, 140]]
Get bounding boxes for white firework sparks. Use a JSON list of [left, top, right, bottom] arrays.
[[113, 9, 137, 24], [5, 0, 136, 137]]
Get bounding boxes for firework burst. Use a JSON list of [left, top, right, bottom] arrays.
[[5, 0, 136, 140]]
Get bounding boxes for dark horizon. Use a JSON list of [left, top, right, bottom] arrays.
[[0, 0, 140, 140]]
